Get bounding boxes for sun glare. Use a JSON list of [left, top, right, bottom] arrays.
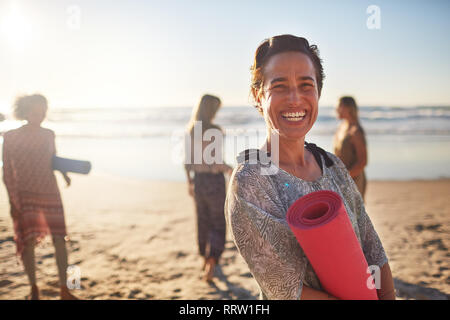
[[1, 4, 31, 51]]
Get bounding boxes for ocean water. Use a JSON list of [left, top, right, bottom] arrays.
[[1, 105, 449, 181]]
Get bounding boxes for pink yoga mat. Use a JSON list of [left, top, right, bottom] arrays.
[[286, 190, 378, 300]]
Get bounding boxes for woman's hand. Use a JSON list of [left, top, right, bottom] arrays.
[[377, 263, 396, 300], [300, 285, 339, 300], [212, 164, 233, 175], [348, 128, 367, 178], [62, 172, 71, 187], [9, 202, 19, 220], [188, 182, 195, 197]]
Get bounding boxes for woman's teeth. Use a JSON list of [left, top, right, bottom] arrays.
[[281, 111, 306, 121]]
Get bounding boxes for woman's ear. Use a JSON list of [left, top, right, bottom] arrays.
[[252, 87, 264, 113], [251, 87, 259, 104]]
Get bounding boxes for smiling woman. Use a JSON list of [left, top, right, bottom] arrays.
[[225, 34, 396, 300]]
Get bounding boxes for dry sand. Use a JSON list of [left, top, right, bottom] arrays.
[[0, 174, 448, 300]]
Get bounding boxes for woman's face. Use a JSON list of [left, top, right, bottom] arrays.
[[336, 102, 349, 120], [26, 103, 47, 125], [258, 51, 319, 141]]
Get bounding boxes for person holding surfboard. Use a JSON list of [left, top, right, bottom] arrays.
[[2, 94, 78, 300], [225, 35, 395, 300]]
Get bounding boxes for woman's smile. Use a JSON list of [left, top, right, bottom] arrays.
[[281, 110, 306, 122]]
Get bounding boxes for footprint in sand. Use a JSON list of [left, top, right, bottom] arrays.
[[422, 239, 448, 251], [109, 254, 119, 261], [110, 292, 123, 298], [168, 273, 183, 280], [10, 283, 28, 289], [432, 273, 442, 278], [128, 289, 142, 299], [175, 251, 188, 259], [41, 289, 59, 297], [414, 223, 442, 232], [46, 280, 59, 288], [0, 236, 14, 244], [0, 280, 13, 288]]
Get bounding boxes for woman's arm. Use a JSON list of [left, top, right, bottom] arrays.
[[377, 263, 396, 300], [2, 134, 20, 218], [184, 165, 193, 184], [211, 163, 233, 174], [184, 165, 194, 197], [300, 285, 339, 300], [348, 129, 367, 178], [50, 130, 71, 187]]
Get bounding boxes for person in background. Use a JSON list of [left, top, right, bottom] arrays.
[[333, 96, 368, 201], [2, 94, 78, 300], [184, 94, 232, 282]]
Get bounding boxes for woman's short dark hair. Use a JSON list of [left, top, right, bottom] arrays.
[[250, 34, 325, 108]]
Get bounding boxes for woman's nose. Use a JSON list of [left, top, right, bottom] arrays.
[[287, 87, 302, 106]]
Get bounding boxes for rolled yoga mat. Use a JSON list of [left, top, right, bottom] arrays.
[[286, 190, 378, 300], [52, 156, 92, 174]]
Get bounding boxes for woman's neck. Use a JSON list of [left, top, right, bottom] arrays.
[[264, 130, 307, 167], [24, 123, 41, 129], [343, 117, 358, 126]]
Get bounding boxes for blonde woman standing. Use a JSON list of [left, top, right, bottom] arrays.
[[333, 96, 368, 200], [185, 94, 232, 281], [2, 94, 78, 300]]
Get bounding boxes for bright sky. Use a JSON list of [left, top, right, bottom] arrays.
[[0, 0, 449, 112]]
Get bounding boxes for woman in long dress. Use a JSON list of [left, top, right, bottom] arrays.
[[184, 94, 232, 281], [2, 94, 78, 300]]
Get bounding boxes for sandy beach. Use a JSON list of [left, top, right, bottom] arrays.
[[0, 174, 448, 300]]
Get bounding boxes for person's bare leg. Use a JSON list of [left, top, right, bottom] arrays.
[[53, 236, 78, 300], [204, 257, 217, 282], [21, 239, 39, 300]]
